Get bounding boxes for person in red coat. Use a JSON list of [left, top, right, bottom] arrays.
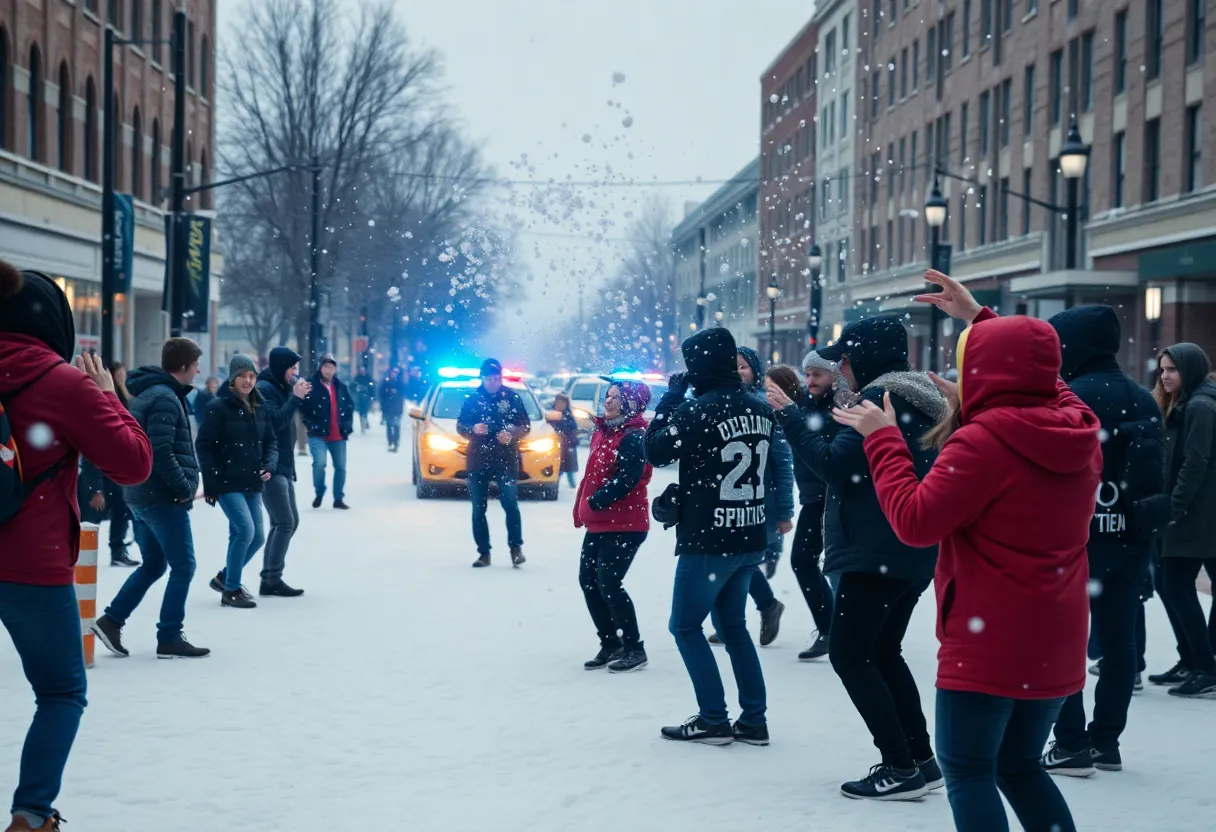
[[0, 262, 152, 832], [573, 381, 653, 674], [833, 270, 1101, 832]]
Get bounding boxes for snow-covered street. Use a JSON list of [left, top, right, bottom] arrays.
[[1, 427, 1210, 831]]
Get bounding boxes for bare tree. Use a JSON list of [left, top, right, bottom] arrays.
[[220, 228, 291, 362]]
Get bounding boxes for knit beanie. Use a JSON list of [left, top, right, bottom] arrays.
[[801, 350, 847, 391], [229, 354, 257, 381]]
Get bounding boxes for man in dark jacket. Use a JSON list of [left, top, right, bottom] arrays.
[[352, 367, 375, 433], [300, 354, 355, 509], [379, 368, 406, 452], [1044, 305, 1164, 775], [456, 359, 532, 568], [254, 346, 311, 597], [767, 314, 946, 800], [645, 327, 773, 746], [94, 338, 211, 660]]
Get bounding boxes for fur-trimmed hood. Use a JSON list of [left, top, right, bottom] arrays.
[[863, 370, 948, 422]]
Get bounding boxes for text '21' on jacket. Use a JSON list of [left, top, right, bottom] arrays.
[[123, 366, 201, 509], [195, 383, 279, 497], [1160, 342, 1216, 561]]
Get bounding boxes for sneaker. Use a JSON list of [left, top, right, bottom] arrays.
[[110, 549, 139, 567], [916, 756, 945, 790], [91, 614, 128, 658], [472, 554, 491, 568], [1149, 661, 1190, 686], [1167, 671, 1216, 699], [312, 495, 323, 509], [584, 645, 623, 670], [510, 546, 526, 567], [840, 764, 929, 801], [333, 500, 350, 510], [221, 589, 257, 609], [798, 632, 830, 662], [732, 720, 770, 746], [157, 635, 211, 659], [209, 570, 225, 593], [707, 633, 723, 645], [259, 580, 305, 598], [1092, 748, 1122, 772], [608, 646, 648, 674], [660, 715, 734, 746], [1041, 742, 1096, 777], [1088, 662, 1101, 677], [1134, 672, 1144, 693], [759, 600, 785, 647]]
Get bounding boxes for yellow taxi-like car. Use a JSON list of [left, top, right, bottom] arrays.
[[408, 373, 561, 501]]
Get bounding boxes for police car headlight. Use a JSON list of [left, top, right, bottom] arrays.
[[424, 433, 460, 452], [526, 437, 557, 453]]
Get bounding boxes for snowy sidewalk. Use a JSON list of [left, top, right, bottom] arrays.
[[1, 426, 1210, 831]]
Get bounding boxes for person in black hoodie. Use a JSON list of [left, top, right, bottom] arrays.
[[254, 346, 311, 597], [300, 355, 355, 509], [1043, 306, 1165, 775], [378, 368, 406, 452], [646, 327, 773, 747], [767, 314, 946, 801], [1153, 343, 1216, 699]]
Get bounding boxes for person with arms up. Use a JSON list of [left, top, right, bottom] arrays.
[[197, 355, 279, 609], [574, 381, 653, 673], [835, 269, 1101, 832], [1041, 306, 1165, 775], [457, 359, 531, 568], [378, 367, 406, 453], [546, 393, 580, 489], [646, 327, 772, 747], [0, 262, 153, 832], [352, 366, 375, 434], [92, 338, 211, 661], [300, 354, 354, 510], [254, 347, 310, 597]]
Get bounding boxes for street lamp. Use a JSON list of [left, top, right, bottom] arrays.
[[766, 279, 781, 367], [925, 180, 949, 373], [1060, 118, 1091, 270], [807, 242, 823, 348], [1145, 285, 1163, 380], [714, 309, 725, 326], [696, 292, 707, 330]]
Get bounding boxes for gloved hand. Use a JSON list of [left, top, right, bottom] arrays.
[[666, 372, 690, 400]]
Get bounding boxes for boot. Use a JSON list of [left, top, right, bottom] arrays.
[[259, 580, 304, 598], [221, 589, 257, 609], [510, 546, 526, 567], [110, 547, 139, 567], [209, 570, 225, 593], [6, 810, 64, 831], [472, 554, 491, 568]]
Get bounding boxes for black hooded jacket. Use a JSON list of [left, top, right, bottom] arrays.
[[1049, 306, 1163, 558], [123, 367, 200, 507], [1160, 343, 1216, 560], [254, 346, 302, 480], [646, 327, 775, 556], [195, 383, 279, 496]]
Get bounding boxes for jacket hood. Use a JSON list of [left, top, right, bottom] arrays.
[[601, 379, 652, 416], [862, 370, 948, 422], [736, 347, 764, 390], [256, 367, 284, 391], [1049, 305, 1122, 381], [126, 366, 191, 398], [682, 327, 743, 395], [819, 315, 909, 389], [961, 316, 1101, 474], [0, 270, 76, 363], [0, 335, 67, 395], [1162, 342, 1212, 398], [268, 346, 301, 387]]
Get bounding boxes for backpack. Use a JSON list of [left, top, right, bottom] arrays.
[[1094, 378, 1167, 541], [0, 377, 66, 524]]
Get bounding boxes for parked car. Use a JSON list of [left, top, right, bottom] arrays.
[[562, 373, 668, 441]]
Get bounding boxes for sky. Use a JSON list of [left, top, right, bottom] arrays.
[[217, 0, 816, 366]]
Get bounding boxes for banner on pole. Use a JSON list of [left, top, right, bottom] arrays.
[[114, 194, 135, 293], [182, 214, 212, 331]]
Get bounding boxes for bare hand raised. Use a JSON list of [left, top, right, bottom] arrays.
[[75, 352, 115, 394], [766, 382, 795, 411], [928, 371, 959, 410], [292, 379, 312, 399], [832, 392, 899, 437], [914, 269, 984, 324]]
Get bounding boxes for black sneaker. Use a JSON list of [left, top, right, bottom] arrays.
[[707, 632, 723, 645], [92, 614, 129, 658], [1092, 748, 1122, 772], [1149, 661, 1190, 686], [660, 715, 734, 746], [1089, 662, 1101, 677], [1168, 671, 1216, 699], [1041, 741, 1096, 777], [209, 570, 225, 593], [222, 589, 257, 609], [732, 720, 770, 746], [312, 495, 323, 509], [110, 549, 140, 567], [798, 633, 830, 661], [472, 554, 491, 568], [608, 647, 648, 674], [510, 547, 526, 567], [1134, 672, 1144, 693], [259, 580, 305, 598], [157, 635, 211, 659], [584, 645, 623, 670], [333, 500, 350, 510], [759, 600, 785, 647], [840, 764, 929, 801], [916, 756, 945, 790]]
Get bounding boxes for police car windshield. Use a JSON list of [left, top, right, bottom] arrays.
[[432, 384, 542, 421]]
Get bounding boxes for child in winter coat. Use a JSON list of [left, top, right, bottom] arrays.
[[547, 393, 580, 488]]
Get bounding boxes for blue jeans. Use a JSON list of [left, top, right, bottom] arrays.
[[468, 472, 523, 555], [385, 414, 401, 448], [106, 503, 196, 644], [564, 470, 577, 487], [937, 690, 1076, 832], [309, 437, 347, 502], [669, 552, 767, 726], [0, 583, 88, 823], [708, 565, 777, 636], [217, 492, 266, 591]]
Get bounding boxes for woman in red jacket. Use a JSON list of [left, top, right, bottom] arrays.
[[574, 381, 653, 674], [0, 262, 152, 832], [833, 270, 1100, 832]]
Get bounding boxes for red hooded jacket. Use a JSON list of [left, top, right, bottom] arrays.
[[862, 309, 1101, 699], [574, 412, 653, 534], [0, 335, 153, 585]]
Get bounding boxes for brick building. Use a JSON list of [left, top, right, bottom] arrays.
[[0, 0, 220, 368], [848, 0, 1214, 380]]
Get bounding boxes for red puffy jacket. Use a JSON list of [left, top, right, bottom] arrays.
[[862, 309, 1101, 699], [574, 413, 652, 534]]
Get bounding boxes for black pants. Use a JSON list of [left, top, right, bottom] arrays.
[[579, 532, 646, 650], [1158, 557, 1216, 673], [829, 571, 933, 770], [789, 504, 833, 635], [105, 481, 131, 554], [1055, 553, 1148, 754]]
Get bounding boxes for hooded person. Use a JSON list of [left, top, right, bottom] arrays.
[[0, 263, 152, 832], [300, 354, 355, 509], [254, 346, 310, 597], [1152, 342, 1216, 699], [1042, 306, 1165, 773], [839, 289, 1102, 832], [645, 327, 774, 746], [765, 313, 947, 801]]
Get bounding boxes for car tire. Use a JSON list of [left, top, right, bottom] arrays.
[[411, 457, 419, 485], [543, 485, 559, 502], [416, 480, 438, 500]]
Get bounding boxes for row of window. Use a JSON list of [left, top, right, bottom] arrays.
[[82, 0, 212, 92]]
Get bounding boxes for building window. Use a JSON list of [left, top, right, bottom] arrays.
[[944, 13, 956, 73], [27, 45, 41, 163], [108, 0, 123, 31], [899, 137, 907, 195], [1049, 49, 1063, 125], [898, 213, 906, 264], [959, 193, 967, 251], [959, 103, 968, 164], [840, 167, 850, 216], [963, 0, 972, 57], [873, 0, 882, 42], [978, 185, 988, 245], [1000, 78, 1012, 147], [910, 131, 918, 191], [888, 62, 896, 107], [1147, 0, 1163, 82], [57, 62, 71, 173], [1023, 64, 1035, 138], [1068, 0, 1078, 20], [131, 107, 143, 200], [112, 90, 122, 189], [1022, 168, 1032, 234], [1003, 0, 1013, 33], [870, 151, 881, 203], [187, 19, 196, 87], [1114, 10, 1127, 96], [132, 0, 143, 38], [1028, 0, 1038, 13], [840, 92, 849, 137], [201, 36, 210, 96], [826, 29, 837, 75], [981, 0, 992, 41], [901, 48, 908, 98], [829, 100, 836, 143], [928, 26, 937, 83], [912, 40, 920, 91], [1112, 132, 1125, 208], [821, 178, 830, 220], [872, 71, 881, 117], [842, 12, 851, 51], [979, 91, 990, 156], [1080, 31, 1094, 112], [1144, 118, 1161, 202], [151, 118, 161, 203], [1189, 0, 1206, 66], [838, 237, 849, 283], [84, 77, 96, 182], [1186, 105, 1203, 194], [888, 143, 896, 201], [887, 220, 894, 269]]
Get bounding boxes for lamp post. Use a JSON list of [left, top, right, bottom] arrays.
[[714, 308, 725, 327], [807, 242, 823, 349], [924, 180, 949, 373], [766, 278, 781, 366], [1145, 285, 1163, 383], [695, 292, 707, 330], [1059, 118, 1091, 271]]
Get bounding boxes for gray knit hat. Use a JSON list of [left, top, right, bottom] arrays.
[[228, 354, 257, 381], [801, 350, 847, 390]]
